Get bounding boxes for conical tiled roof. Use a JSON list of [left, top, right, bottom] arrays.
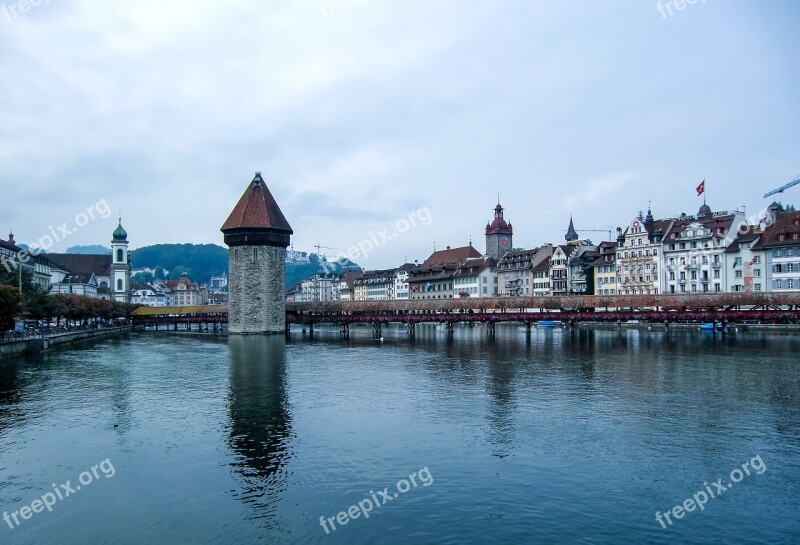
[[565, 217, 578, 242], [221, 173, 293, 233]]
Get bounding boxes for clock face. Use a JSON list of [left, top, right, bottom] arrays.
[[500, 236, 510, 248]]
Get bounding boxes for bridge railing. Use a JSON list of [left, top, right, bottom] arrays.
[[288, 293, 800, 314]]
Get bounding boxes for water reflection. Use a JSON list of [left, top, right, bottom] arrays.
[[227, 335, 293, 522], [0, 357, 27, 436]]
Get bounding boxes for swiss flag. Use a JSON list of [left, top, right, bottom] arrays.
[[696, 180, 705, 196]]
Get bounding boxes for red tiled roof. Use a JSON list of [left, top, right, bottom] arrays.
[[591, 253, 616, 266], [663, 214, 736, 241], [221, 173, 293, 232], [752, 211, 800, 249], [422, 245, 482, 268]]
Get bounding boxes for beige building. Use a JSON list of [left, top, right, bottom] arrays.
[[616, 209, 670, 295], [592, 242, 618, 295]]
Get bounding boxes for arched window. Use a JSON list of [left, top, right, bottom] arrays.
[[117, 279, 123, 291], [116, 249, 124, 263]]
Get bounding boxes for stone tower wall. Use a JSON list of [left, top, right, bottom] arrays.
[[228, 245, 286, 334]]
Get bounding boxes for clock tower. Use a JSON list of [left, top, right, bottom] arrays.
[[485, 200, 513, 260]]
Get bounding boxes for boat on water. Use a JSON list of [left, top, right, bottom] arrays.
[[700, 323, 724, 331], [536, 320, 561, 328]]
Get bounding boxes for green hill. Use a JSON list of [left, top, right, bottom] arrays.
[[128, 243, 360, 286]]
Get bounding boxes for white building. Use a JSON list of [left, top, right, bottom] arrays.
[[166, 275, 204, 306], [131, 284, 171, 307], [549, 245, 574, 295], [662, 204, 744, 294], [209, 274, 228, 291], [299, 274, 337, 302], [724, 229, 765, 293], [392, 264, 415, 300], [451, 257, 497, 298], [616, 209, 670, 295], [49, 273, 99, 297], [531, 245, 554, 296]]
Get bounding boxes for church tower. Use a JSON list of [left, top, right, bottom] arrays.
[[485, 200, 513, 260], [110, 219, 131, 303], [221, 172, 293, 334], [565, 216, 578, 242]]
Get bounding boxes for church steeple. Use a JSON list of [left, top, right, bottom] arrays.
[[565, 216, 578, 242], [110, 218, 131, 303]]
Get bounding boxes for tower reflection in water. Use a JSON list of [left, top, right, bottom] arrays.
[[227, 335, 293, 523]]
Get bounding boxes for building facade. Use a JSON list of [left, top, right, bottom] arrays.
[[753, 208, 800, 292], [567, 243, 599, 294], [592, 242, 618, 295], [408, 245, 484, 299], [496, 248, 538, 296], [531, 245, 554, 296], [616, 209, 670, 295], [662, 204, 744, 294]]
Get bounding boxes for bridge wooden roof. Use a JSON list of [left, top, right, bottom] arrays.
[[131, 305, 228, 316]]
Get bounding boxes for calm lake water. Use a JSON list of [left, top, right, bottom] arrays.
[[0, 325, 798, 544]]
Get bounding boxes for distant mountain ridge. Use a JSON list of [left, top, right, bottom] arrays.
[[65, 245, 112, 255]]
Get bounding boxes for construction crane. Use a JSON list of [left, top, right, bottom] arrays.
[[764, 174, 800, 198], [576, 227, 614, 241], [314, 244, 334, 259]]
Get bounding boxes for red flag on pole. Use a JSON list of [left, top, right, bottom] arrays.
[[696, 180, 705, 196]]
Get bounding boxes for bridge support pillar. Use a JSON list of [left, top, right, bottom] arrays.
[[174, 322, 178, 331], [525, 322, 532, 336], [487, 322, 495, 338], [340, 323, 350, 338], [407, 323, 415, 338], [372, 322, 382, 339], [446, 322, 454, 335]]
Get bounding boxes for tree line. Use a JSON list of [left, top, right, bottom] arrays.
[[0, 268, 139, 331]]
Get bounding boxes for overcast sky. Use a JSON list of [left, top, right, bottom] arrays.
[[2, 0, 798, 269]]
